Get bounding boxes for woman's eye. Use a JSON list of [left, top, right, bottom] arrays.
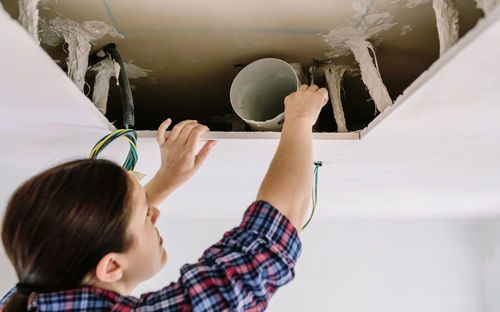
[[146, 207, 151, 218]]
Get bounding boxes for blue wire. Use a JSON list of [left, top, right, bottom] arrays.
[[303, 163, 321, 230], [90, 128, 138, 170], [356, 0, 376, 28]]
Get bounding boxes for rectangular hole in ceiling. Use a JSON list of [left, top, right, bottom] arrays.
[[3, 0, 486, 138]]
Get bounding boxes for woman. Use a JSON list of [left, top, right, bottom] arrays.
[[0, 85, 328, 311]]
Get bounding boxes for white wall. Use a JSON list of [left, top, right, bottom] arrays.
[[475, 218, 500, 312], [2, 216, 493, 312], [134, 217, 500, 312], [269, 218, 485, 312]]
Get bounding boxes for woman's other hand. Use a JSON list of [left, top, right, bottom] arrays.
[[144, 119, 217, 207], [155, 118, 217, 188]]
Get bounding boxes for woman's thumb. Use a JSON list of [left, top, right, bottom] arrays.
[[195, 140, 217, 166]]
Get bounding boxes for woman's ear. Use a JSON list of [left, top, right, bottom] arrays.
[[95, 253, 124, 283]]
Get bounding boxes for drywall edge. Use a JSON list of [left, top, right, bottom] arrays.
[[136, 130, 361, 140]]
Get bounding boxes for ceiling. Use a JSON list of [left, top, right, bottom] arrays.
[[1, 0, 484, 131], [1, 2, 499, 220]]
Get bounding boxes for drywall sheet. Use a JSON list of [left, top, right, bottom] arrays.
[[0, 6, 117, 211]]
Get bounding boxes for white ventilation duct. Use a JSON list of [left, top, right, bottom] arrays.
[[230, 58, 299, 131]]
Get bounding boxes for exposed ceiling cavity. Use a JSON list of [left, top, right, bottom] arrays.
[[2, 0, 489, 132]]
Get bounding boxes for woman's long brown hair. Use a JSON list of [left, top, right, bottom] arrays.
[[1, 159, 135, 311]]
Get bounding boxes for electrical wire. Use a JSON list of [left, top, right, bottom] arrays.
[[302, 161, 322, 230], [355, 0, 376, 28], [89, 128, 138, 171]]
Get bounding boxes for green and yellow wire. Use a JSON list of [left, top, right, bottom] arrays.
[[90, 128, 320, 228], [302, 161, 322, 230], [89, 128, 138, 171]]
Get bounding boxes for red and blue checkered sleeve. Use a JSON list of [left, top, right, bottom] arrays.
[[138, 200, 301, 311], [181, 200, 301, 311]]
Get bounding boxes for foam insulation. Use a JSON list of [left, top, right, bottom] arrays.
[[406, 0, 432, 8], [48, 17, 121, 92], [324, 12, 395, 113], [308, 65, 317, 85], [322, 64, 351, 133], [475, 0, 500, 14], [433, 0, 459, 56], [18, 0, 40, 43], [123, 63, 152, 80], [385, 0, 430, 7], [38, 18, 62, 47], [90, 59, 151, 114], [89, 58, 114, 114]]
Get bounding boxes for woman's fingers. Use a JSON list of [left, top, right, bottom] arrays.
[[308, 84, 319, 91], [168, 120, 198, 142], [156, 118, 172, 145], [186, 124, 210, 153], [319, 87, 329, 105], [298, 84, 309, 91], [195, 140, 217, 168], [176, 122, 200, 145]]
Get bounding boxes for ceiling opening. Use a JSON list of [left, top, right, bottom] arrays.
[[2, 0, 485, 133]]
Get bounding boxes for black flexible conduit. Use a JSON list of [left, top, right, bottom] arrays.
[[89, 43, 135, 128]]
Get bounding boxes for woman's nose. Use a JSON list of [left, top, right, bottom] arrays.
[[151, 206, 160, 225]]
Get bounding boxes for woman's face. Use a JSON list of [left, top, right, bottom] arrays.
[[123, 173, 167, 285]]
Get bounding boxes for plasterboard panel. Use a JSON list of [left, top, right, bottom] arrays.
[[0, 5, 113, 132], [0, 6, 116, 209]]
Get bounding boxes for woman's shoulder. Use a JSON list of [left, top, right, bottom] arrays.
[[0, 286, 134, 311], [0, 281, 190, 312]]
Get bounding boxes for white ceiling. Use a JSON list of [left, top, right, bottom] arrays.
[[0, 2, 499, 222]]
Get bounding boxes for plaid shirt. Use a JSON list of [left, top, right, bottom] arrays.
[[0, 200, 301, 311]]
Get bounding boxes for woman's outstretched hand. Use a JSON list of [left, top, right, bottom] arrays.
[[145, 118, 217, 207], [156, 118, 217, 186]]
